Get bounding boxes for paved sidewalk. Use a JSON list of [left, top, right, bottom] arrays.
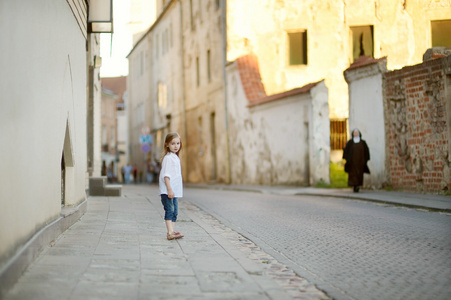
[[4, 185, 330, 300], [187, 184, 451, 212]]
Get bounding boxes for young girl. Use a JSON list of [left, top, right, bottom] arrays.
[[159, 132, 184, 240]]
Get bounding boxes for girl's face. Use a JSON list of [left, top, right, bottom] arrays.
[[167, 137, 181, 153]]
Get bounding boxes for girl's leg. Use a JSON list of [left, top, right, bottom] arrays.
[[161, 195, 182, 239], [165, 220, 174, 234], [172, 198, 182, 236], [161, 195, 175, 234]]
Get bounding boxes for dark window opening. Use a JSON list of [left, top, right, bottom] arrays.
[[190, 0, 194, 30], [196, 56, 200, 86], [207, 50, 211, 82], [431, 20, 451, 47], [351, 25, 374, 62], [288, 31, 307, 65], [61, 153, 65, 205]]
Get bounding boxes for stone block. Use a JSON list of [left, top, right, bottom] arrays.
[[104, 185, 122, 197], [89, 177, 106, 196]]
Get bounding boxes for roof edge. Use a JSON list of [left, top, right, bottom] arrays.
[[127, 0, 177, 58], [247, 80, 323, 108]]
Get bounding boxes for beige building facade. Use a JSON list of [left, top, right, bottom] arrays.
[[226, 0, 451, 120], [127, 0, 451, 186], [101, 76, 127, 182], [128, 0, 227, 183]]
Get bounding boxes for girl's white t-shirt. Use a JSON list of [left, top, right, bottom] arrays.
[[159, 152, 183, 197]]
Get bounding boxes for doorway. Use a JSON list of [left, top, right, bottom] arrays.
[[61, 153, 65, 206], [62, 120, 75, 206]]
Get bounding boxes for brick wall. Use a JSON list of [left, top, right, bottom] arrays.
[[384, 55, 451, 193]]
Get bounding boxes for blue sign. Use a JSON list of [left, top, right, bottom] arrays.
[[139, 134, 152, 144], [141, 143, 151, 153]]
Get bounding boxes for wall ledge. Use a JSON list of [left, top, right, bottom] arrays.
[[0, 198, 87, 298]]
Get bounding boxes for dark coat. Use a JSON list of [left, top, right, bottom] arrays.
[[343, 132, 370, 186]]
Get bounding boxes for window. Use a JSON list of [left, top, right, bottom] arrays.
[[198, 116, 203, 155], [431, 20, 451, 47], [288, 31, 307, 65], [155, 34, 159, 58], [351, 25, 373, 62], [137, 103, 145, 124], [163, 29, 168, 54], [207, 50, 211, 82], [330, 119, 347, 150], [102, 125, 107, 145], [140, 51, 143, 75], [158, 83, 167, 109], [196, 56, 200, 86], [170, 23, 173, 47], [110, 126, 115, 149], [190, 0, 194, 30]]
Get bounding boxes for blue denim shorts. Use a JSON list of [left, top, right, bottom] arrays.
[[161, 194, 178, 222]]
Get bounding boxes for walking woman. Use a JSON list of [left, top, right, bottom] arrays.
[[343, 128, 370, 192]]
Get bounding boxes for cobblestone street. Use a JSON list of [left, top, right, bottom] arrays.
[[185, 186, 451, 300]]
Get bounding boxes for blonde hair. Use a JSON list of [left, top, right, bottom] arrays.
[[160, 132, 182, 162]]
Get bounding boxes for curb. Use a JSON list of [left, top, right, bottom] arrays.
[[186, 184, 451, 213]]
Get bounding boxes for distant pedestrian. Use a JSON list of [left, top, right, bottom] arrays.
[[153, 161, 161, 183], [101, 161, 107, 176], [146, 159, 154, 183], [106, 162, 114, 183], [343, 128, 370, 192], [159, 132, 184, 240], [132, 164, 138, 183], [123, 163, 133, 184], [121, 165, 125, 183]]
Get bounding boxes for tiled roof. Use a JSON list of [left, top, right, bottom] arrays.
[[247, 82, 321, 107], [235, 54, 267, 102], [235, 53, 321, 108], [101, 76, 127, 102], [345, 55, 387, 71]]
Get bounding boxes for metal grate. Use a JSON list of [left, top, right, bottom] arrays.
[[330, 119, 347, 150]]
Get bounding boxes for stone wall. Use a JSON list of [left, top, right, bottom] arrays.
[[384, 54, 451, 193]]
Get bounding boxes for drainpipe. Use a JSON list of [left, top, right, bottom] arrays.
[[221, 0, 232, 184]]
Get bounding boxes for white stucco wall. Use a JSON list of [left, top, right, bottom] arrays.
[[226, 62, 329, 186], [345, 61, 387, 188], [309, 81, 330, 185], [0, 0, 88, 266]]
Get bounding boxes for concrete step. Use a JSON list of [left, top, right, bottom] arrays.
[[89, 177, 107, 188], [104, 185, 122, 197], [89, 177, 107, 196]]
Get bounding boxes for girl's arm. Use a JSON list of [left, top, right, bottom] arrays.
[[164, 176, 174, 198]]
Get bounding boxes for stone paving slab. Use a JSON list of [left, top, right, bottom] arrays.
[[4, 185, 330, 300]]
